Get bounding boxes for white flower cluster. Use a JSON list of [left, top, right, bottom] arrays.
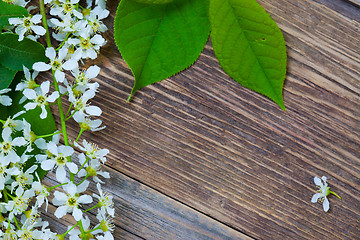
[[1, 0, 115, 239]]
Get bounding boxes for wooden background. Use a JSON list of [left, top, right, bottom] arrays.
[[43, 0, 360, 239]]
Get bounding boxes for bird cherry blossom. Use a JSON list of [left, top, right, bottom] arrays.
[[23, 81, 59, 119], [311, 176, 341, 212]]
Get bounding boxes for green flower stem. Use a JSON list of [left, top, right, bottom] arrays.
[[47, 182, 68, 191], [76, 155, 90, 175], [4, 189, 14, 200], [36, 131, 62, 139], [56, 32, 71, 51], [90, 226, 102, 232], [75, 128, 85, 143], [39, 0, 73, 182], [77, 173, 89, 186], [61, 222, 79, 237], [39, 0, 51, 48], [65, 110, 76, 121], [2, 189, 8, 203], [329, 191, 341, 199], [13, 217, 21, 230], [78, 220, 85, 236], [66, 102, 73, 116], [82, 203, 100, 213]]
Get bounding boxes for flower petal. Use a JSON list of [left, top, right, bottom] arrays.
[[41, 160, 56, 171], [62, 59, 78, 70], [47, 141, 58, 155], [24, 102, 37, 111], [72, 206, 83, 221], [85, 106, 102, 116], [33, 62, 51, 72], [45, 47, 56, 60], [31, 25, 46, 36], [311, 193, 321, 203], [323, 197, 330, 212], [55, 70, 65, 83], [85, 65, 100, 79], [23, 89, 37, 100], [78, 194, 92, 204], [40, 105, 47, 119], [47, 91, 60, 102], [314, 176, 322, 186], [56, 166, 66, 182], [66, 162, 78, 174], [41, 81, 50, 94], [54, 205, 68, 219]]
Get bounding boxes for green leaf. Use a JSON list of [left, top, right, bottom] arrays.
[[134, 0, 175, 4], [0, 64, 17, 90], [114, 0, 210, 100], [209, 0, 287, 110], [0, 33, 48, 71], [0, 1, 28, 29]]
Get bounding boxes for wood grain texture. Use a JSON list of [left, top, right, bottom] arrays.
[[45, 0, 360, 239], [41, 163, 253, 240]]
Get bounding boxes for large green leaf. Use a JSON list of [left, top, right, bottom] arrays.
[[134, 0, 175, 4], [0, 1, 28, 29], [0, 64, 17, 90], [114, 0, 210, 100], [209, 0, 287, 110], [0, 33, 48, 71]]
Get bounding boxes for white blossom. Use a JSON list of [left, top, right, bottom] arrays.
[[23, 81, 59, 119], [2, 110, 25, 132], [68, 88, 102, 116], [53, 182, 93, 221], [0, 127, 26, 163], [311, 176, 341, 212], [73, 111, 105, 131], [5, 187, 34, 219], [9, 15, 46, 41], [93, 183, 114, 217], [50, 0, 83, 19], [33, 47, 78, 82], [74, 139, 109, 163], [16, 66, 39, 92], [68, 34, 106, 60], [71, 65, 100, 92], [41, 142, 78, 182]]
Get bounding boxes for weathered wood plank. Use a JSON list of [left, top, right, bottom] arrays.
[[45, 0, 360, 239], [344, 0, 360, 8], [41, 168, 253, 240]]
